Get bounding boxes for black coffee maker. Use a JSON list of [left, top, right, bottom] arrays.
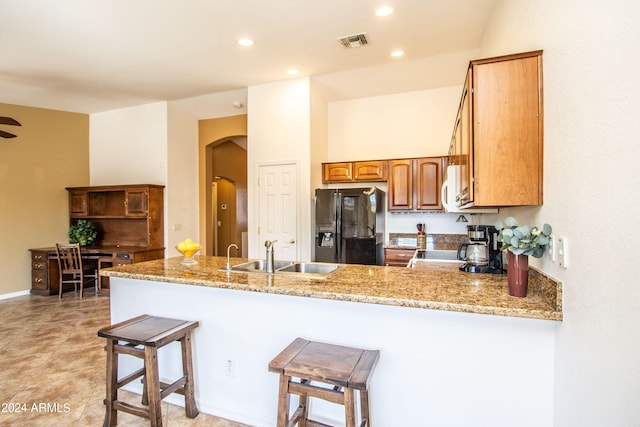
[[457, 225, 504, 274]]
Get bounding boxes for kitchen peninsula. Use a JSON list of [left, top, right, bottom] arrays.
[[103, 256, 562, 426]]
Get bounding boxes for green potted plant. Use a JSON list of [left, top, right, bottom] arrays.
[[495, 217, 552, 297], [69, 219, 97, 247]]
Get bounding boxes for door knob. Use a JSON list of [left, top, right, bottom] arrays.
[[289, 239, 295, 244]]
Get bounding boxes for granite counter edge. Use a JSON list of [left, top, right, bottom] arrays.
[[102, 269, 563, 322]]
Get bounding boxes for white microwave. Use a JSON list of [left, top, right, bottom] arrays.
[[441, 165, 498, 213]]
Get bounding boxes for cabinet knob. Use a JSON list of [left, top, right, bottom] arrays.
[[34, 255, 43, 260], [289, 239, 295, 244], [35, 278, 42, 283], [34, 263, 43, 268]]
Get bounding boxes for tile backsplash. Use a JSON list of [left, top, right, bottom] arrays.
[[388, 233, 467, 250]]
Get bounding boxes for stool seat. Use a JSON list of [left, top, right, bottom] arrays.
[[269, 338, 379, 427], [98, 314, 199, 427]]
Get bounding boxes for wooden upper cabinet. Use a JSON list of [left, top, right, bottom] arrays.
[[66, 184, 164, 248], [389, 157, 444, 211], [322, 160, 386, 183], [323, 162, 353, 183], [415, 157, 444, 210], [124, 187, 148, 217], [353, 161, 386, 181], [68, 190, 88, 217], [457, 50, 543, 207], [388, 160, 413, 210]]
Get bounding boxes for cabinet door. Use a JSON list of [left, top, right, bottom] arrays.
[[124, 188, 148, 217], [388, 160, 413, 211], [473, 52, 542, 206], [353, 161, 386, 181], [384, 248, 415, 267], [68, 191, 88, 217], [415, 157, 443, 210], [322, 162, 353, 183], [459, 69, 473, 206]]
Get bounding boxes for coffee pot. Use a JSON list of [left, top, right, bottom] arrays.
[[457, 225, 504, 274], [457, 242, 489, 265]]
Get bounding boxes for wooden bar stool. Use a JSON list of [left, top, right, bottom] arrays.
[[269, 337, 380, 427], [97, 314, 199, 427]]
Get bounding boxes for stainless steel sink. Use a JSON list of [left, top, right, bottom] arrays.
[[227, 259, 293, 272], [223, 260, 342, 278], [277, 262, 342, 276]]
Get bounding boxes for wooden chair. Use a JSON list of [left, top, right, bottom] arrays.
[[55, 243, 98, 298], [269, 337, 380, 427]]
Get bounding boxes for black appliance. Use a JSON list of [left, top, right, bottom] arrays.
[[457, 225, 504, 274], [314, 187, 385, 265]]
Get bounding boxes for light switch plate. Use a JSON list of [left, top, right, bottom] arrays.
[[558, 236, 568, 268], [547, 235, 557, 262]]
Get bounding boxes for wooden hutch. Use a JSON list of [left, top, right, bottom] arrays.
[[29, 184, 165, 296]]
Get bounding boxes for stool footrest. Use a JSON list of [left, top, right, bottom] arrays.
[[305, 419, 334, 427], [115, 342, 145, 358], [159, 377, 187, 400], [113, 399, 150, 420], [289, 381, 344, 405], [117, 367, 146, 390]]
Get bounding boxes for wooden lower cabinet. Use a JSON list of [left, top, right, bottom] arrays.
[[384, 248, 416, 267], [29, 247, 164, 296], [30, 249, 57, 295]]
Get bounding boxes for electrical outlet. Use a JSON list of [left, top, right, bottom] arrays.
[[558, 237, 568, 268], [224, 359, 235, 377]]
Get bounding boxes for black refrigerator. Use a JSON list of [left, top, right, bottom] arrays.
[[314, 187, 385, 265]]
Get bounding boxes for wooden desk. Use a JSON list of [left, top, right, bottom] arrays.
[[29, 246, 164, 296]]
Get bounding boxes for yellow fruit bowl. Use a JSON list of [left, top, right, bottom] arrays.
[[176, 239, 201, 265]]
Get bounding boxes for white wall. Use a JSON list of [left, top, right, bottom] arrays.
[[247, 78, 313, 260], [479, 1, 640, 425], [328, 86, 461, 160], [166, 103, 199, 256], [327, 85, 471, 236], [90, 102, 168, 186], [111, 277, 556, 427], [90, 101, 200, 256]]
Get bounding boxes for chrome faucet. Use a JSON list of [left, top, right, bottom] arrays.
[[264, 240, 278, 273], [225, 243, 239, 271]]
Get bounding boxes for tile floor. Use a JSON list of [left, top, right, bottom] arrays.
[[0, 290, 250, 427]]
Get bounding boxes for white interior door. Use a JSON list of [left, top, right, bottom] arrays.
[[258, 163, 298, 261]]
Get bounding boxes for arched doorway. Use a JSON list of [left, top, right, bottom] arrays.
[[207, 138, 247, 257]]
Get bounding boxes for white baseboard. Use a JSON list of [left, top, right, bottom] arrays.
[[0, 290, 31, 300]]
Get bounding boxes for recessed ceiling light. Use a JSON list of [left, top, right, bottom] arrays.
[[376, 6, 394, 16], [237, 38, 254, 47], [287, 69, 300, 75], [391, 50, 405, 57]]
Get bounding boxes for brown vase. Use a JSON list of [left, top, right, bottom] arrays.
[[507, 251, 529, 297]]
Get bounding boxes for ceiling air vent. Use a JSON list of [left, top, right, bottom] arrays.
[[337, 32, 368, 48]]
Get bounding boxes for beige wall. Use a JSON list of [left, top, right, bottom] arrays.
[[0, 103, 89, 295], [198, 115, 247, 254], [327, 85, 462, 160], [479, 1, 640, 425]]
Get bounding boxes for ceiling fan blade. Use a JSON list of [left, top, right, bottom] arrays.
[[0, 117, 21, 126], [0, 130, 17, 138]]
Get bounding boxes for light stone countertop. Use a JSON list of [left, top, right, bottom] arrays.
[[101, 255, 563, 321]]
